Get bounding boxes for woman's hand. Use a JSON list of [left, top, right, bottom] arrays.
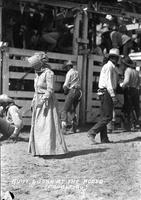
[[37, 98, 48, 108]]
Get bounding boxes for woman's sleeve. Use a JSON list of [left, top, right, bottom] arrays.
[[43, 70, 54, 99]]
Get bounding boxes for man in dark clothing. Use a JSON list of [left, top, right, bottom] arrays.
[[120, 56, 140, 130]]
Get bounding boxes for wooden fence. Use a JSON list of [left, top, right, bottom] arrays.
[[1, 48, 141, 127], [1, 47, 83, 126], [86, 54, 141, 126]]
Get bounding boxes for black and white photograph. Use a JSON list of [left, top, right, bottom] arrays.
[[0, 0, 141, 199]]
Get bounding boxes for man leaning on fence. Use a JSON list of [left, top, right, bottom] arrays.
[[88, 48, 120, 144], [61, 60, 82, 135]]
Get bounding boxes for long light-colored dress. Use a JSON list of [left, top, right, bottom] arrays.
[[28, 67, 68, 156]]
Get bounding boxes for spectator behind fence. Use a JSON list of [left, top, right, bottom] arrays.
[[27, 52, 68, 156], [0, 94, 23, 141], [100, 23, 112, 54], [119, 25, 133, 56], [40, 19, 67, 52]]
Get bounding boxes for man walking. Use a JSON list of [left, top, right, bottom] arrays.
[[61, 60, 82, 134], [88, 48, 120, 143]]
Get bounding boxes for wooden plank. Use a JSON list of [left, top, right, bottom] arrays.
[[8, 59, 67, 71], [9, 72, 34, 80], [8, 91, 34, 98], [2, 52, 9, 94], [76, 55, 83, 122], [73, 12, 81, 55], [19, 0, 87, 9], [92, 66, 102, 72], [9, 48, 38, 57], [8, 91, 65, 100], [0, 0, 2, 41], [89, 54, 103, 62], [0, 51, 1, 94], [8, 48, 78, 61], [86, 57, 94, 122], [8, 60, 30, 68]]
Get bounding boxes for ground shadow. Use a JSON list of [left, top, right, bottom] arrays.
[[39, 147, 109, 160], [17, 137, 29, 142], [114, 136, 141, 144], [0, 136, 29, 144]]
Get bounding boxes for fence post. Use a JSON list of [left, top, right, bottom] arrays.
[[80, 11, 88, 124], [2, 50, 9, 95], [0, 0, 2, 94], [72, 11, 81, 55]]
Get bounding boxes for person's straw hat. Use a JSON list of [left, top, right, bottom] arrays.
[[27, 52, 49, 72], [27, 52, 48, 67], [0, 94, 14, 104], [121, 56, 135, 68], [109, 48, 120, 57]]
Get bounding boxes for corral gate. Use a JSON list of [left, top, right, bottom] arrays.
[[1, 47, 83, 126]]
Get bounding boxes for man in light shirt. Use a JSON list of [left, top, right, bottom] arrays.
[[88, 48, 120, 143], [120, 56, 140, 130], [0, 94, 23, 141], [61, 60, 82, 134]]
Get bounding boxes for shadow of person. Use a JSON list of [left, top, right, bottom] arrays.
[[16, 136, 29, 142], [114, 136, 141, 144], [0, 136, 29, 144], [39, 147, 109, 160]]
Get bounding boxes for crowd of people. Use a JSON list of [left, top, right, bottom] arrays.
[[3, 2, 74, 53], [2, 1, 141, 55], [91, 14, 141, 56]]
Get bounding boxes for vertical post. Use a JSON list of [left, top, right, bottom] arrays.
[[2, 50, 9, 95], [72, 12, 81, 55], [0, 0, 2, 94], [79, 10, 88, 124]]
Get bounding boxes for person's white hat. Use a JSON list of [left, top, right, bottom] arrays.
[[105, 15, 113, 21], [0, 94, 14, 104], [109, 48, 120, 57]]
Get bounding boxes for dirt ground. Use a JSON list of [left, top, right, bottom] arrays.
[[1, 126, 141, 200]]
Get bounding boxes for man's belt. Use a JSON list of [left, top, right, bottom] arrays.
[[97, 88, 107, 96]]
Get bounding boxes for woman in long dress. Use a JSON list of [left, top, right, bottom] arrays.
[[28, 52, 68, 156]]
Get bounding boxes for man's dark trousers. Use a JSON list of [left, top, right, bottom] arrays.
[[89, 90, 113, 142], [61, 88, 81, 122]]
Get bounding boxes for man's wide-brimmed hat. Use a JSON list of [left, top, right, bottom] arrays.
[[109, 48, 120, 57], [63, 60, 73, 68], [0, 94, 14, 104], [121, 56, 135, 68]]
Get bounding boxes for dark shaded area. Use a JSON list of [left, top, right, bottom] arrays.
[[39, 147, 109, 159]]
